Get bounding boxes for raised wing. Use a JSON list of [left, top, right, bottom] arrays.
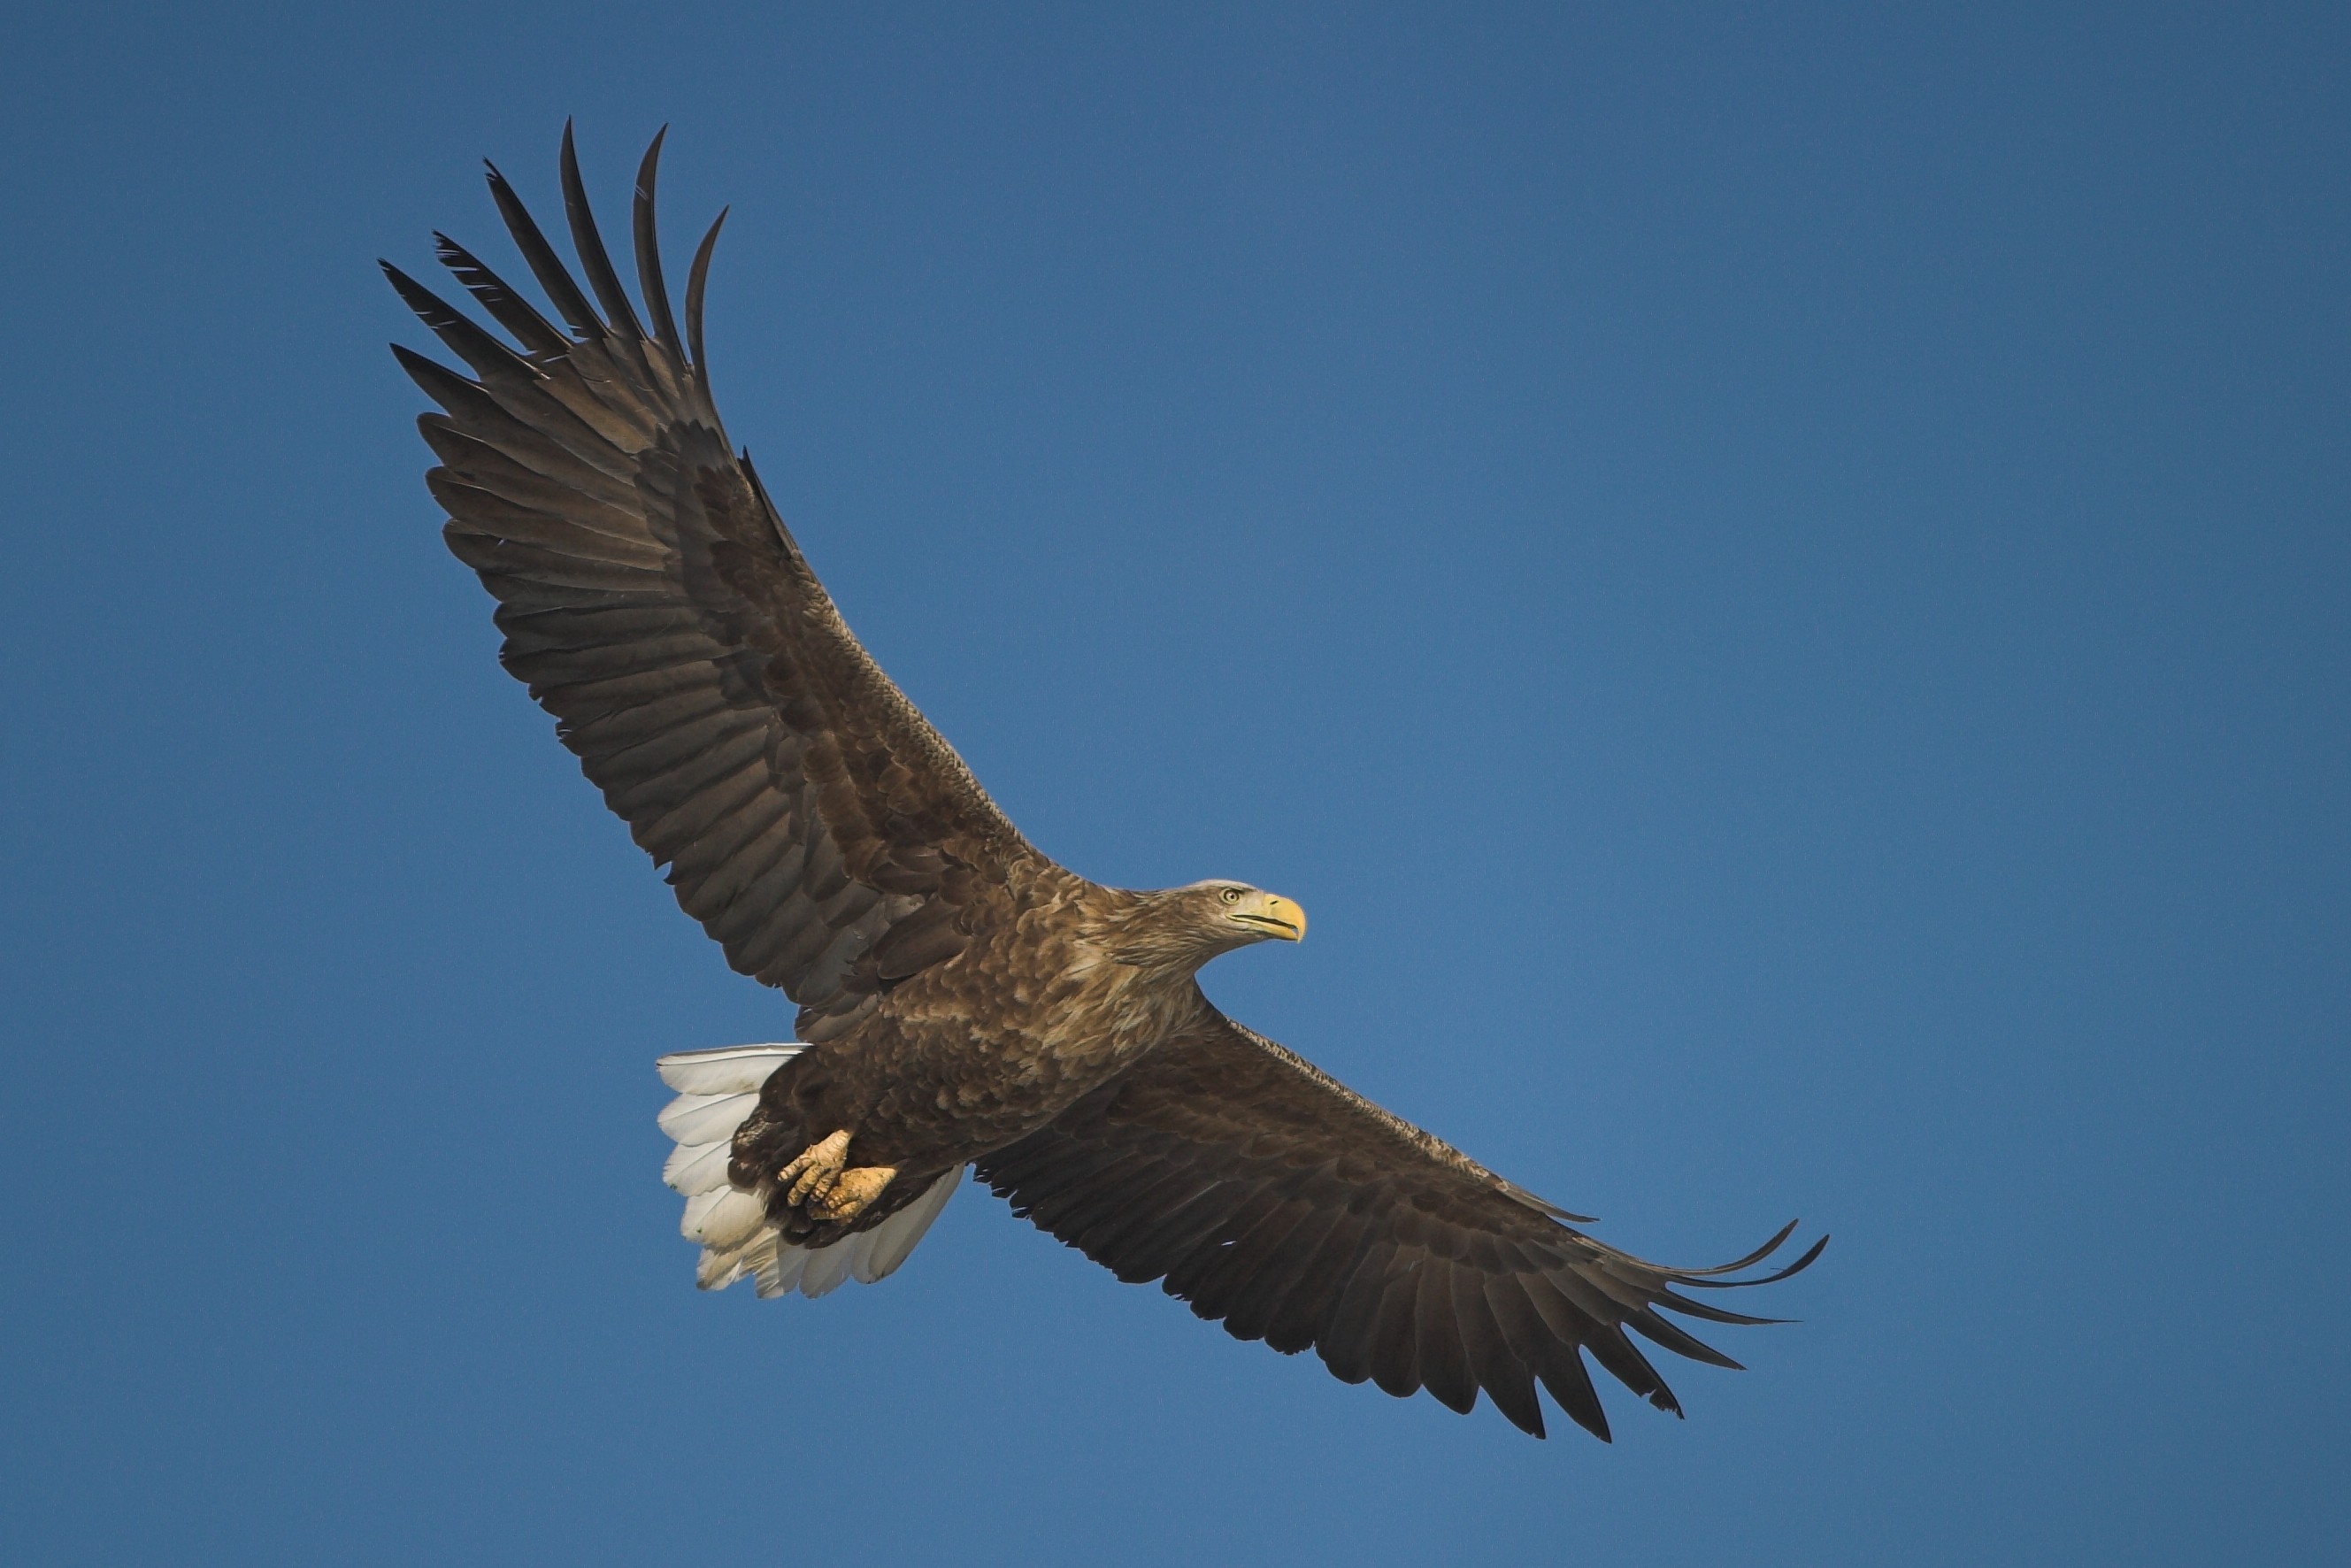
[[975, 1015, 1823, 1439], [386, 127, 1037, 1040]]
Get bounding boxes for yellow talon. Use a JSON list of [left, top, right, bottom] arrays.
[[778, 1129, 851, 1207], [811, 1164, 898, 1222]]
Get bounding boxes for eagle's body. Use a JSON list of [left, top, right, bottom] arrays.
[[734, 872, 1226, 1247], [386, 127, 1823, 1441]]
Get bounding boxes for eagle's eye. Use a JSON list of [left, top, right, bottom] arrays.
[[1219, 888, 1242, 904]]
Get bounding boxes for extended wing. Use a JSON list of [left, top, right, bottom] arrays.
[[387, 127, 1038, 1041], [977, 1015, 1823, 1439]]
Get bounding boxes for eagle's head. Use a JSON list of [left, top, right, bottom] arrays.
[[1109, 880, 1308, 971], [1194, 880, 1308, 946]]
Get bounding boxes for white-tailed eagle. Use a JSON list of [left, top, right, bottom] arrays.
[[385, 127, 1823, 1441]]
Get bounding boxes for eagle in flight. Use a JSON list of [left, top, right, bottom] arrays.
[[385, 127, 1823, 1441]]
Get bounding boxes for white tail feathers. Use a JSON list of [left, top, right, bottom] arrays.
[[654, 1044, 958, 1300]]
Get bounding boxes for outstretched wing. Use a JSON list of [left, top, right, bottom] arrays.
[[975, 1014, 1823, 1440], [387, 127, 1038, 1041]]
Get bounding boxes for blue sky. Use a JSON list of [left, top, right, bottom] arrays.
[[3, 4, 2344, 1564]]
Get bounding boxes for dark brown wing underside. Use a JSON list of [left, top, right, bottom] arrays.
[[388, 127, 1036, 1039], [977, 1016, 1823, 1440]]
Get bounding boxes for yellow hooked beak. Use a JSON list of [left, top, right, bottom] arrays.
[[1233, 892, 1307, 942]]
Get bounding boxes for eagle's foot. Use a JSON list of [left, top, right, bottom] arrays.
[[810, 1164, 898, 1223], [779, 1129, 852, 1208]]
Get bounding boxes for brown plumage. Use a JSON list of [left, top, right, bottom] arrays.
[[387, 126, 1824, 1441]]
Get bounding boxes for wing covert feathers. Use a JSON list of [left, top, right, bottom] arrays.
[[388, 129, 1035, 1039], [977, 1015, 1824, 1441]]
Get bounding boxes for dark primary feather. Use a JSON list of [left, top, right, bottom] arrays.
[[978, 1014, 1824, 1440], [386, 127, 1037, 1041], [485, 158, 605, 343], [631, 128, 681, 350], [558, 119, 646, 343], [684, 207, 727, 375], [434, 233, 570, 357]]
